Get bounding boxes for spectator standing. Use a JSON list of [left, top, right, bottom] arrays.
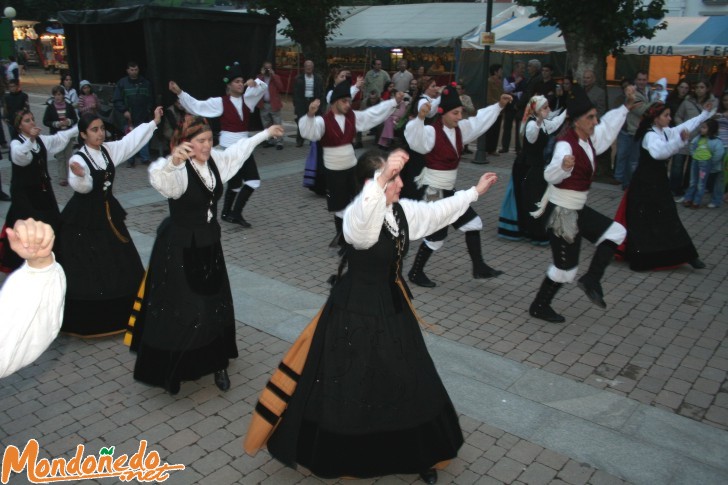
[[500, 60, 526, 154], [484, 64, 504, 156], [709, 61, 727, 98], [683, 119, 724, 208], [392, 59, 414, 93], [3, 79, 29, 139], [614, 71, 651, 189], [61, 72, 78, 110], [674, 78, 718, 200], [665, 79, 691, 196], [363, 59, 391, 108], [112, 61, 155, 167], [533, 63, 557, 108], [77, 80, 99, 116], [6, 56, 19, 83], [43, 85, 78, 187], [716, 92, 728, 205], [293, 60, 325, 148], [257, 60, 285, 150]]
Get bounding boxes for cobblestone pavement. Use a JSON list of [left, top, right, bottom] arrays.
[[1, 70, 726, 484]]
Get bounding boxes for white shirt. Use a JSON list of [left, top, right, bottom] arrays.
[[343, 170, 479, 250], [10, 127, 79, 168], [544, 105, 629, 185], [524, 110, 567, 144], [149, 129, 272, 199], [404, 103, 503, 155], [304, 75, 314, 98], [298, 100, 398, 171], [642, 110, 711, 160], [68, 121, 158, 194], [0, 257, 66, 378], [177, 79, 267, 147]]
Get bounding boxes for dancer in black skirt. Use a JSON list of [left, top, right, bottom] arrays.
[[616, 100, 713, 271], [129, 116, 284, 395], [57, 108, 162, 337], [0, 109, 77, 272], [245, 149, 499, 483]]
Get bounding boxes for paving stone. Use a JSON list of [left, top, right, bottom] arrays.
[[487, 457, 526, 483]]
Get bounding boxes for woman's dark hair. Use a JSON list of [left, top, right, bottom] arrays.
[[489, 64, 502, 76], [171, 116, 211, 148], [78, 113, 102, 135], [666, 78, 690, 103], [13, 108, 32, 131], [692, 78, 712, 103], [635, 102, 670, 140], [702, 118, 719, 139], [354, 149, 385, 194]]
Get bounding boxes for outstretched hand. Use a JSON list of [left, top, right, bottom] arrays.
[[267, 125, 285, 139], [69, 161, 85, 178], [153, 106, 164, 125], [168, 81, 182, 95], [418, 102, 431, 120], [6, 218, 55, 269], [378, 149, 409, 188], [308, 99, 321, 117], [475, 172, 498, 196]]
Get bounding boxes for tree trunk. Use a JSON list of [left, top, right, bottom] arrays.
[[564, 33, 610, 109]]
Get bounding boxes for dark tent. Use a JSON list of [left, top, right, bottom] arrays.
[[57, 5, 277, 109]]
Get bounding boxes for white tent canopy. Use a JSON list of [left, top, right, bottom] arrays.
[[461, 15, 728, 56], [275, 3, 515, 48]]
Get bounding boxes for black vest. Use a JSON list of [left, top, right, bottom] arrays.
[[167, 158, 224, 248]]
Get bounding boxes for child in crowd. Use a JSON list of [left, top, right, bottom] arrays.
[[77, 80, 99, 116], [684, 119, 725, 208]]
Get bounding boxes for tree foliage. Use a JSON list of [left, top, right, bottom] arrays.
[[516, 0, 666, 86], [247, 0, 346, 77], [517, 0, 667, 57]]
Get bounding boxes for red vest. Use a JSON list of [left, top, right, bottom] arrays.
[[220, 95, 250, 132], [425, 119, 463, 171], [320, 110, 356, 148], [555, 128, 595, 192]]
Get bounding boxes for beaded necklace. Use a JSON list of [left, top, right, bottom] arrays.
[[188, 158, 215, 222], [82, 145, 113, 192]]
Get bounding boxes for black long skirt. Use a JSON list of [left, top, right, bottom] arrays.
[[624, 159, 698, 270]]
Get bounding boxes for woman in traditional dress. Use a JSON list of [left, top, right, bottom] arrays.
[[617, 101, 713, 271], [0, 109, 77, 272], [56, 108, 162, 337], [129, 116, 283, 395], [245, 149, 498, 484], [497, 95, 565, 244]]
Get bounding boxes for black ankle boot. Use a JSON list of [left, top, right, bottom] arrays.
[[214, 369, 230, 391], [577, 241, 616, 309], [408, 242, 436, 288], [419, 468, 438, 484], [465, 231, 503, 278], [230, 185, 254, 228], [529, 277, 565, 323], [220, 189, 236, 222], [329, 216, 343, 249]]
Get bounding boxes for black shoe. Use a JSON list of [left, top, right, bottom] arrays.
[[127, 160, 135, 168], [296, 140, 303, 147], [141, 159, 151, 166], [165, 380, 181, 395], [408, 270, 436, 288], [498, 148, 508, 154], [231, 216, 251, 228], [214, 369, 230, 391], [529, 302, 566, 323], [352, 142, 363, 149], [276, 144, 283, 150], [419, 468, 438, 484], [0, 191, 10, 202], [577, 276, 606, 309], [689, 259, 706, 269], [473, 262, 503, 279]]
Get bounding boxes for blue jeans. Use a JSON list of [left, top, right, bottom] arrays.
[[710, 170, 724, 207], [615, 131, 640, 189], [669, 153, 687, 196], [684, 160, 711, 205]]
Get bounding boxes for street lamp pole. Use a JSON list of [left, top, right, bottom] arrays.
[[473, 0, 494, 165]]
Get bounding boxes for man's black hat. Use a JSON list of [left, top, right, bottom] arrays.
[[331, 80, 352, 103]]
